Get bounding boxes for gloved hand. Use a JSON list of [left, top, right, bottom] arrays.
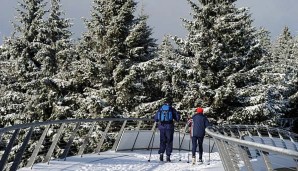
[[187, 118, 193, 126]]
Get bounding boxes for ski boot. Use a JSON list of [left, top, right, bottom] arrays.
[[159, 153, 164, 162], [166, 156, 171, 162], [192, 156, 196, 165]]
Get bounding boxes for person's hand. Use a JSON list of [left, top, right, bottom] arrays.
[[187, 118, 193, 125]]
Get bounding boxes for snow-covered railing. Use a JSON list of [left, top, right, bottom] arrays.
[[206, 125, 298, 171], [0, 118, 155, 171]]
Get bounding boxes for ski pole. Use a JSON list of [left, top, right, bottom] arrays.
[[187, 135, 190, 163], [148, 126, 157, 162], [178, 123, 188, 152], [178, 123, 181, 161], [211, 141, 215, 153], [208, 135, 210, 165], [187, 116, 192, 163]]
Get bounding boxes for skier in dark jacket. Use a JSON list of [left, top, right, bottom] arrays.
[[187, 107, 209, 164], [154, 100, 180, 162]]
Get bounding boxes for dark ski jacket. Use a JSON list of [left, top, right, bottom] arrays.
[[154, 104, 180, 130], [188, 113, 209, 137]]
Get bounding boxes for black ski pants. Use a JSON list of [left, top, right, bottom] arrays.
[[191, 136, 204, 159]]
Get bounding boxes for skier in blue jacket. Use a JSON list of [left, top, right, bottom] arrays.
[[154, 100, 180, 162], [187, 107, 209, 164]]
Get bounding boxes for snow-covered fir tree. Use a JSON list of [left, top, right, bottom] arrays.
[[0, 0, 48, 126], [272, 27, 294, 60], [261, 27, 298, 122], [37, 0, 76, 120], [0, 0, 73, 126], [225, 26, 298, 125], [172, 0, 264, 123], [224, 27, 272, 124], [127, 36, 192, 118], [115, 13, 157, 116], [66, 0, 157, 118], [43, 0, 74, 73], [256, 28, 272, 57], [289, 34, 298, 132], [148, 36, 197, 119]]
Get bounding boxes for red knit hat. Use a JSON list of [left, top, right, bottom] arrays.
[[196, 107, 203, 113]]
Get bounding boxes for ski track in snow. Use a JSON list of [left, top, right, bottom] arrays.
[[75, 152, 222, 171], [18, 150, 224, 171]]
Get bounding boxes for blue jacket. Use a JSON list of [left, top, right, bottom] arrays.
[[188, 113, 209, 137], [154, 104, 180, 130]]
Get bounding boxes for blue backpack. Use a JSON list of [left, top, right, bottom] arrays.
[[158, 104, 173, 122]]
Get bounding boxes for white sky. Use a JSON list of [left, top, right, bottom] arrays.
[[1, 0, 298, 44], [18, 150, 225, 171]]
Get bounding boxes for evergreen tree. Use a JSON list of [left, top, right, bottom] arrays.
[[0, 0, 73, 125], [38, 0, 76, 120], [115, 13, 157, 116], [0, 0, 48, 126], [256, 28, 272, 58], [121, 35, 195, 118], [230, 27, 298, 125], [288, 35, 298, 132], [225, 28, 272, 124], [71, 0, 157, 118], [43, 0, 73, 73], [264, 27, 298, 121], [173, 0, 264, 123], [156, 36, 197, 117], [4, 0, 48, 73]]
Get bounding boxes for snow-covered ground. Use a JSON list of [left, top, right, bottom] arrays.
[[18, 150, 224, 171]]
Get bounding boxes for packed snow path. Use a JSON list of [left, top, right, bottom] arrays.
[[18, 150, 224, 171]]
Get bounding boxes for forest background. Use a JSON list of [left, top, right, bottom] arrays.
[[0, 0, 297, 132]]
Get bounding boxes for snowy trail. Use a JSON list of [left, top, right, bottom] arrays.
[[18, 150, 224, 171]]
